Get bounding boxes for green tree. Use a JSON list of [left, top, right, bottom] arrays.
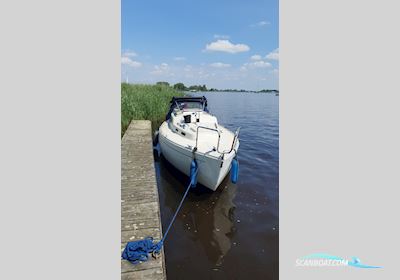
[[156, 81, 170, 87], [173, 82, 186, 91], [200, 84, 208, 91]]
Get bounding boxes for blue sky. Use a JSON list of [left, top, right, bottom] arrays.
[[122, 0, 278, 90]]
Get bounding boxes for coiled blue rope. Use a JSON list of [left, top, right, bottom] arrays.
[[122, 160, 198, 264]]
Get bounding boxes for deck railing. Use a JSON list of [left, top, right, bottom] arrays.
[[194, 126, 240, 155]]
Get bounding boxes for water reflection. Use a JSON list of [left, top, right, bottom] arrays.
[[157, 155, 237, 266], [211, 180, 237, 266]]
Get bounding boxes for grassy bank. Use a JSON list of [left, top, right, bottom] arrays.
[[121, 83, 184, 136]]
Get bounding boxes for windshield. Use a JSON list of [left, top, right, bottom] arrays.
[[177, 101, 203, 110]]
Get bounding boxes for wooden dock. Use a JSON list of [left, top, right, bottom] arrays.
[[121, 120, 166, 280]]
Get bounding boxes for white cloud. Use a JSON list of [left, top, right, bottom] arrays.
[[173, 57, 186, 61], [252, 61, 272, 68], [210, 62, 231, 68], [204, 40, 250, 54], [242, 60, 272, 70], [122, 51, 137, 57], [266, 48, 279, 60], [151, 63, 170, 74], [250, 54, 262, 61], [214, 34, 230, 39], [250, 21, 270, 27], [121, 56, 142, 67]]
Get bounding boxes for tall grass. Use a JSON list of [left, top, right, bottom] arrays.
[[121, 83, 184, 136]]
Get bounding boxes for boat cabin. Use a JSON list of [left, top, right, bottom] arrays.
[[166, 96, 208, 120], [166, 96, 219, 141]]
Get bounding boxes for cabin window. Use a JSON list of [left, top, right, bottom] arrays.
[[178, 101, 203, 110]]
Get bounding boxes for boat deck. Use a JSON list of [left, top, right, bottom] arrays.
[[121, 120, 166, 280], [160, 121, 237, 158]]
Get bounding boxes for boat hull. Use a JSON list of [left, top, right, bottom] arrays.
[[159, 132, 235, 191]]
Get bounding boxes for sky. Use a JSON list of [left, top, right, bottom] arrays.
[[122, 0, 278, 90]]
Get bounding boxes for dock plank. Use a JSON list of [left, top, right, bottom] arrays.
[[121, 120, 166, 279]]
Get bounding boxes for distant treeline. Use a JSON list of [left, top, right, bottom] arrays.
[[156, 81, 279, 93], [157, 81, 207, 91], [209, 88, 279, 93]]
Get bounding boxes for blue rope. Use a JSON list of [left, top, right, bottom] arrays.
[[153, 166, 197, 253], [122, 163, 198, 264]]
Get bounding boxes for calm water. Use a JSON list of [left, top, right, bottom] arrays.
[[155, 92, 279, 280]]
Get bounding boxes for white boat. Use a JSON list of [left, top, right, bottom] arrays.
[[158, 96, 239, 191]]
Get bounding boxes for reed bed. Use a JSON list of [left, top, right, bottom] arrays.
[[121, 83, 184, 136]]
